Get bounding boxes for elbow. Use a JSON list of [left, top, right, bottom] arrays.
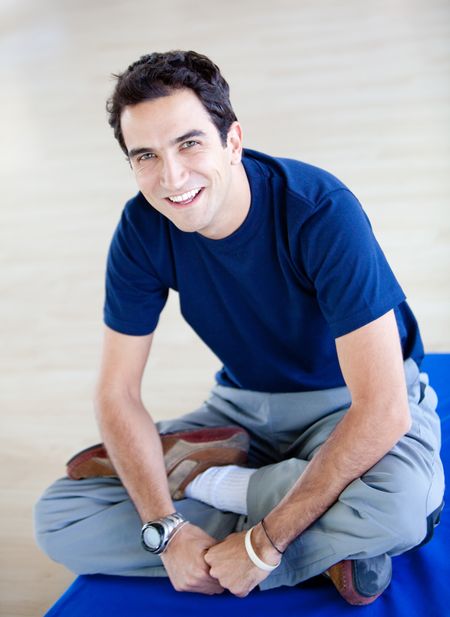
[[401, 411, 412, 436], [388, 402, 412, 440]]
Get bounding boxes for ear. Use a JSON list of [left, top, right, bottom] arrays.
[[227, 121, 244, 165]]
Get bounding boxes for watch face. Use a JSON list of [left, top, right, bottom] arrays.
[[143, 523, 164, 550]]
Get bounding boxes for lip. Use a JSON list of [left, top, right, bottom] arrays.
[[165, 187, 204, 209]]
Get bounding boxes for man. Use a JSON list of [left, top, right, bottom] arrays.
[[34, 50, 445, 605]]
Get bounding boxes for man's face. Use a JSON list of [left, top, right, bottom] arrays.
[[121, 89, 244, 238]]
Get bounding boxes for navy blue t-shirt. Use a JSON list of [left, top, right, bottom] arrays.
[[104, 149, 423, 392]]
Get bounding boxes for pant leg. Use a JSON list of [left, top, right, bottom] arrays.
[[35, 358, 444, 584], [34, 475, 240, 576], [34, 377, 352, 577], [244, 358, 445, 589], [34, 396, 275, 576]]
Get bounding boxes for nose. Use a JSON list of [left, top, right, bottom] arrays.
[[159, 154, 188, 193]]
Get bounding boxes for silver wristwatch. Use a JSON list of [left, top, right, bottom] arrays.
[[141, 512, 187, 555]]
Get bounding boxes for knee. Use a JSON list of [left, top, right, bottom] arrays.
[[390, 498, 427, 551], [356, 476, 428, 551], [33, 483, 63, 563], [33, 477, 85, 569]]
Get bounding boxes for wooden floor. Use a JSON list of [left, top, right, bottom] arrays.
[[1, 1, 449, 614]]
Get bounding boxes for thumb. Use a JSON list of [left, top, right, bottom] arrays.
[[203, 548, 213, 564]]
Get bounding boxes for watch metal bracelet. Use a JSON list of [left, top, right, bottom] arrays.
[[141, 512, 187, 555]]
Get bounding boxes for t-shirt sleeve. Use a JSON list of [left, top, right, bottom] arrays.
[[299, 188, 406, 338], [103, 208, 169, 335]]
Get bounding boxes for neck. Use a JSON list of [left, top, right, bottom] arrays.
[[200, 163, 251, 240]]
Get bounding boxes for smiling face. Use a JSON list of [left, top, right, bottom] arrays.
[[120, 88, 250, 239]]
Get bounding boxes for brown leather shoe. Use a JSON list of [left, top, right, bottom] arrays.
[[66, 426, 250, 500], [325, 554, 392, 605]]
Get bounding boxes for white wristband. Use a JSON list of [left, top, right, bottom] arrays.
[[244, 527, 281, 572]]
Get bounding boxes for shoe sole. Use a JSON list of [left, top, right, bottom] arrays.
[[326, 557, 391, 606], [66, 426, 249, 500]]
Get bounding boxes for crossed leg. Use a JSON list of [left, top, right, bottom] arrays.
[[34, 360, 444, 590]]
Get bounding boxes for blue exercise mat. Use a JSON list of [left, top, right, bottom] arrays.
[[45, 354, 450, 617]]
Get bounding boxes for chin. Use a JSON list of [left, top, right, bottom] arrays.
[[171, 219, 205, 234], [171, 210, 214, 234]]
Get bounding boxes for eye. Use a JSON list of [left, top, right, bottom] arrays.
[[137, 152, 156, 162], [135, 152, 156, 165], [181, 140, 198, 150]]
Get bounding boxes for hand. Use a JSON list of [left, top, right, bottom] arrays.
[[161, 523, 224, 595], [204, 529, 278, 597]]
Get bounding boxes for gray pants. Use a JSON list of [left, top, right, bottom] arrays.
[[34, 358, 445, 590]]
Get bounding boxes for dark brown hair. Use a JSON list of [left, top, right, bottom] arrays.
[[106, 50, 237, 155]]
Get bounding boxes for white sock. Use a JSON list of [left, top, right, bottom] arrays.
[[184, 465, 256, 515]]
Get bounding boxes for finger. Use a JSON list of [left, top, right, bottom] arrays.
[[205, 565, 222, 585], [204, 587, 224, 596], [195, 580, 224, 595], [204, 565, 224, 586], [211, 588, 225, 595], [203, 551, 212, 565], [228, 584, 250, 598], [207, 566, 217, 580], [201, 568, 224, 590]]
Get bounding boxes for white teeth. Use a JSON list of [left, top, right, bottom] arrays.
[[168, 188, 201, 203]]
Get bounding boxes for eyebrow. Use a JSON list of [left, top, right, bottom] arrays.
[[127, 130, 207, 160]]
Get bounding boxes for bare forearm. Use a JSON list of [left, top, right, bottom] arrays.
[[95, 391, 174, 523], [256, 402, 410, 557]]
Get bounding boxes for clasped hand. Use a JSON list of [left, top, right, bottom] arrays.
[[204, 530, 271, 597], [162, 524, 271, 597]]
